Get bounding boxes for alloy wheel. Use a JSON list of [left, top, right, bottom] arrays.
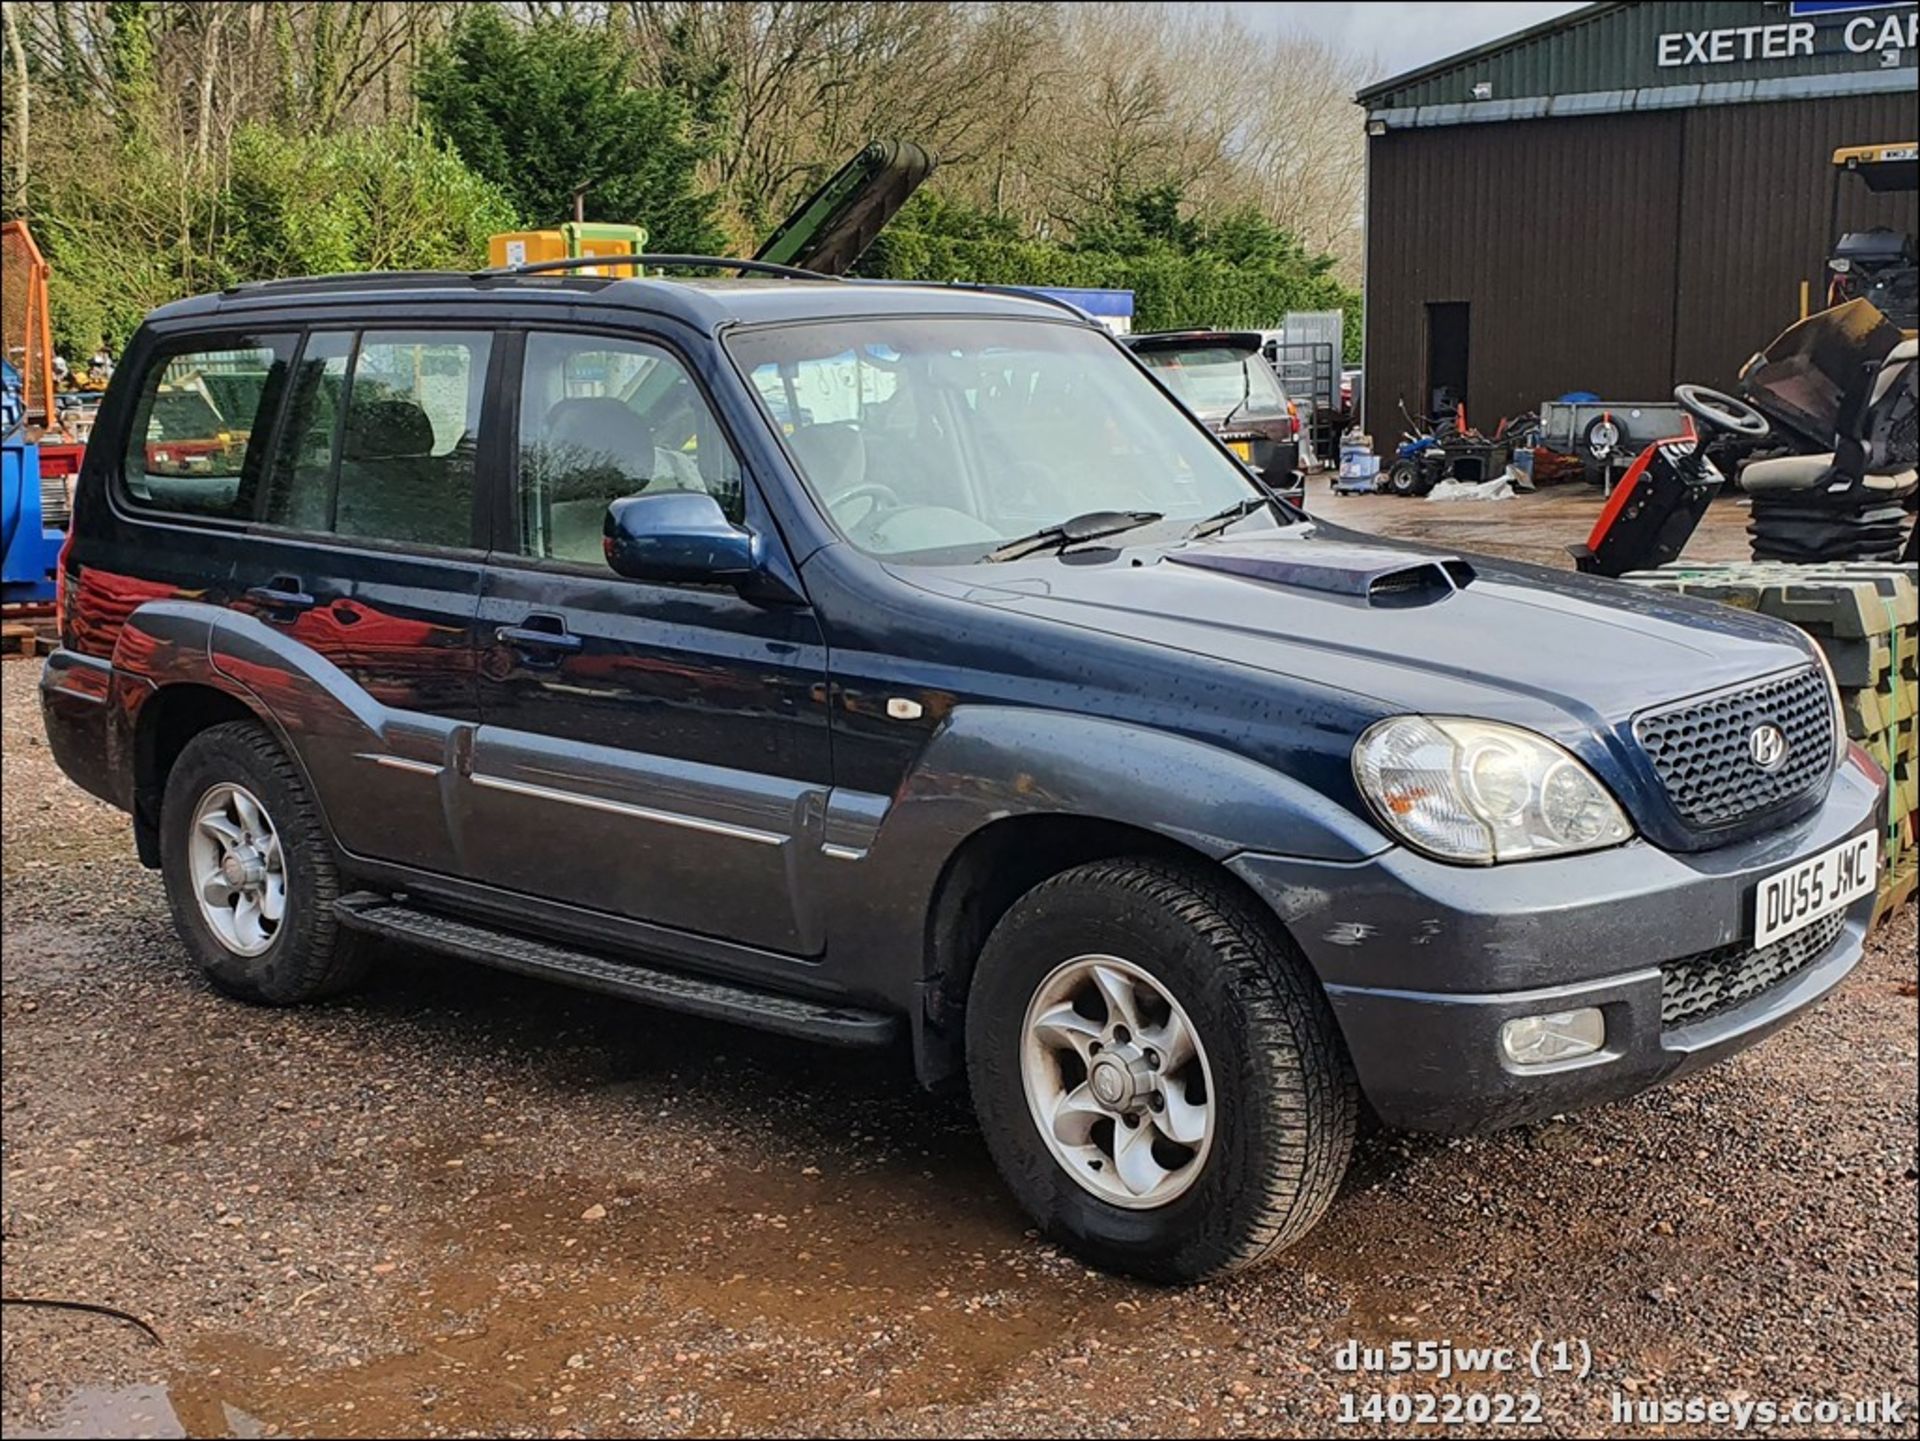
[[186, 782, 287, 957], [1019, 954, 1216, 1208]]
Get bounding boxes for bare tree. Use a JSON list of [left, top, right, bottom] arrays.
[[0, 0, 1374, 277], [2, 1, 30, 207]]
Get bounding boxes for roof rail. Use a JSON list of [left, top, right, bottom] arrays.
[[915, 281, 1101, 323], [471, 253, 838, 281], [223, 270, 474, 296]]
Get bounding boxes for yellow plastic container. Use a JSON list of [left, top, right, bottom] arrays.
[[488, 229, 567, 270]]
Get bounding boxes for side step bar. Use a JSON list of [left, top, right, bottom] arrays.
[[333, 894, 900, 1048]]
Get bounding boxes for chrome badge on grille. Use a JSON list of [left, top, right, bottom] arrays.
[[1749, 724, 1789, 771]]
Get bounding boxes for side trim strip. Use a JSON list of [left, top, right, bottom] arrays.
[[821, 843, 867, 862], [355, 753, 445, 777], [471, 772, 787, 847]]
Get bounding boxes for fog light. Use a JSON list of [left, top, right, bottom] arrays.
[[1499, 1008, 1605, 1066]]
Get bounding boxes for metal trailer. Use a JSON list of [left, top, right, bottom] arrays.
[[1538, 397, 1691, 486], [1283, 310, 1344, 370], [1265, 340, 1341, 459], [1263, 310, 1347, 459]]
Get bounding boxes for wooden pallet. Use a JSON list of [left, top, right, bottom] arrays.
[[1, 620, 49, 658], [1875, 854, 1918, 926]]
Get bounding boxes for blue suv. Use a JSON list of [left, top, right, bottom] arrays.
[[40, 258, 1884, 1281]]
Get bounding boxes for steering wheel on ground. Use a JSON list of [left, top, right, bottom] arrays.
[[829, 481, 906, 532], [1673, 384, 1770, 439]]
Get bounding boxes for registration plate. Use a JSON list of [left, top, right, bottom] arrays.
[[1754, 832, 1876, 950], [1227, 440, 1253, 461]]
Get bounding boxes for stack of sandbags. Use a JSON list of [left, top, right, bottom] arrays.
[[1619, 561, 1919, 920]]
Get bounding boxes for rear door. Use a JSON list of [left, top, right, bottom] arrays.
[[463, 327, 832, 956], [225, 326, 498, 873]]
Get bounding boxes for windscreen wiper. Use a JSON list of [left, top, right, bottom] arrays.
[[983, 510, 1165, 563], [1185, 495, 1274, 540], [1217, 356, 1256, 430]]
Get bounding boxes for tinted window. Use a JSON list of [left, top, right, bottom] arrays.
[[264, 331, 353, 533], [515, 332, 743, 566], [333, 332, 490, 548], [123, 338, 294, 518]]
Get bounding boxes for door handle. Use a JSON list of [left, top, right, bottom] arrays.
[[495, 615, 582, 653], [495, 626, 582, 652], [246, 577, 316, 615]]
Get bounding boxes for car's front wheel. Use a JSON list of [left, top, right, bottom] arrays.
[[966, 858, 1357, 1283]]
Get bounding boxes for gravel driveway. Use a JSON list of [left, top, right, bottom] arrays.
[[3, 595, 1915, 1438]]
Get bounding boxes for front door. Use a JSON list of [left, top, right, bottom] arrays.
[[464, 328, 831, 956]]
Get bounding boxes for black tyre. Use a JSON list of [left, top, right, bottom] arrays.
[[966, 858, 1357, 1283], [160, 719, 369, 1005], [1580, 414, 1620, 464], [1386, 458, 1422, 496]]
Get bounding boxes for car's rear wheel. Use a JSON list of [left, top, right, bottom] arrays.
[[966, 858, 1357, 1282], [160, 720, 370, 1005]]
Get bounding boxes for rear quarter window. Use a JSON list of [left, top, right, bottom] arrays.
[[121, 336, 295, 519]]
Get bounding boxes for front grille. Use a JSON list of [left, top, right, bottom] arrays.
[[1634, 668, 1834, 830], [1660, 910, 1847, 1028]]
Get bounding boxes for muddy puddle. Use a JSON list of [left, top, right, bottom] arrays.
[[29, 1149, 1186, 1437], [10, 1382, 262, 1439]]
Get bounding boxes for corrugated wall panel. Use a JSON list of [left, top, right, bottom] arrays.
[[1362, 111, 1684, 440], [1363, 91, 1920, 442], [1673, 92, 1920, 385], [1368, 1, 1917, 111]]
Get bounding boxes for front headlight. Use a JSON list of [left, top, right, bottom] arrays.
[[1353, 716, 1635, 864]]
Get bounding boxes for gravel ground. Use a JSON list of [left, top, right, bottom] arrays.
[[3, 490, 1915, 1438]]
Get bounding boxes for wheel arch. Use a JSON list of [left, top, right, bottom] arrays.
[[131, 682, 263, 865], [111, 599, 365, 868], [913, 813, 1300, 1090], [856, 706, 1383, 1090]]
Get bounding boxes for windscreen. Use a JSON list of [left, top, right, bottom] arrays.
[[1134, 345, 1289, 421], [727, 317, 1262, 563]]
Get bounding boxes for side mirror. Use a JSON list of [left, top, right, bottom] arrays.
[[603, 490, 762, 585]]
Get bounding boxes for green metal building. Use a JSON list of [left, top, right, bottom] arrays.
[[1357, 0, 1917, 443]]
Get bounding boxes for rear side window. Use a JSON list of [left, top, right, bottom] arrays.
[[123, 337, 294, 518], [265, 329, 491, 549], [334, 332, 489, 548]]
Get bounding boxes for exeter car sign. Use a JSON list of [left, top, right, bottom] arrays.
[[1656, 6, 1917, 66]]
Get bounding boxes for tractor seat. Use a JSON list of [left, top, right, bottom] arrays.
[[1741, 337, 1917, 495], [1739, 454, 1915, 493]]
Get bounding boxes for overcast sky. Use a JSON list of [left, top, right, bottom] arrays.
[[1236, 1, 1588, 84]]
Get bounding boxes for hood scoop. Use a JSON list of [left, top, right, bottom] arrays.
[[1169, 543, 1473, 606]]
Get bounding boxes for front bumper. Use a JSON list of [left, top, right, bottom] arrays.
[[1230, 754, 1885, 1133]]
